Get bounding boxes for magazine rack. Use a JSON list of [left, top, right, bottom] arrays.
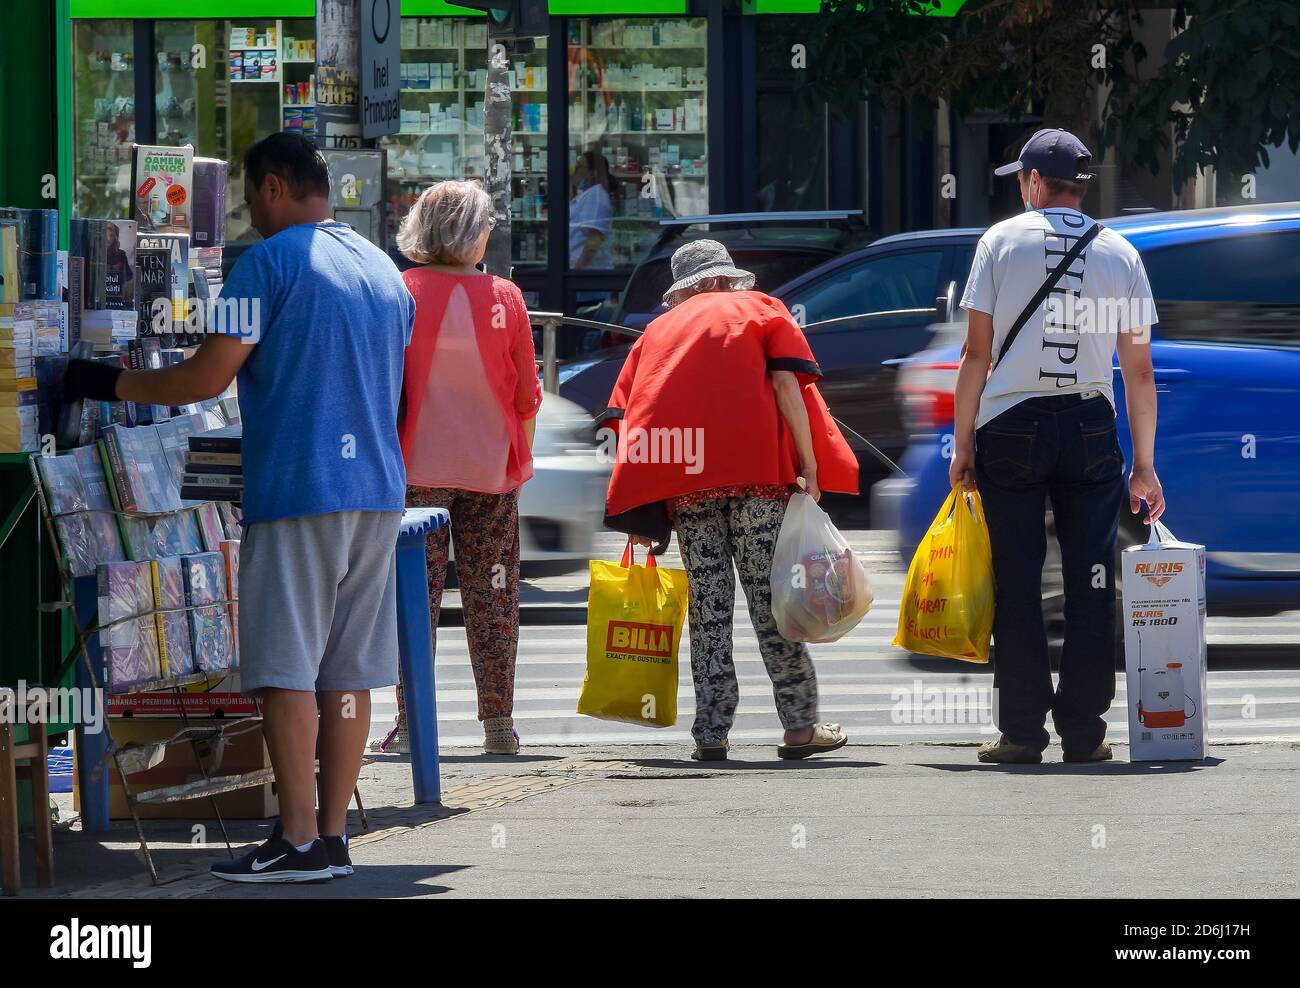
[[27, 453, 372, 885]]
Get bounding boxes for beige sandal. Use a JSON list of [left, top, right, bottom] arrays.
[[484, 716, 520, 755], [777, 723, 847, 760]]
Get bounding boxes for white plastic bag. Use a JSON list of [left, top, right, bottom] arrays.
[[770, 492, 873, 643]]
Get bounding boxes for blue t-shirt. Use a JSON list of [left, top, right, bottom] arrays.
[[216, 221, 414, 524]]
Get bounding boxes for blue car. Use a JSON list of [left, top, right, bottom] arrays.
[[893, 202, 1300, 615]]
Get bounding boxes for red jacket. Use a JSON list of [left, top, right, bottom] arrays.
[[602, 290, 858, 516], [399, 268, 541, 491]]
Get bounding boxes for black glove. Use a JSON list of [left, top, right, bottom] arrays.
[[63, 358, 124, 402]]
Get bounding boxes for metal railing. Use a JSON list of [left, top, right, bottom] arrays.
[[528, 304, 945, 394]]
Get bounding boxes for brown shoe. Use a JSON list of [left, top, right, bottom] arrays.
[[1063, 743, 1113, 763], [977, 736, 1043, 764], [777, 723, 848, 760], [690, 741, 730, 761]]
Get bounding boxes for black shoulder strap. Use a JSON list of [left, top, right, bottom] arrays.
[[993, 221, 1103, 370]]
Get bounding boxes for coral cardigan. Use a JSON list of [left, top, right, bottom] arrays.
[[602, 290, 858, 516], [400, 268, 542, 492]]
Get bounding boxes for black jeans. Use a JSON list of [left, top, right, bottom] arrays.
[[975, 393, 1125, 754]]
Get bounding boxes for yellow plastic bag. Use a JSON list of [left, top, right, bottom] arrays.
[[578, 540, 689, 727], [892, 485, 994, 663]]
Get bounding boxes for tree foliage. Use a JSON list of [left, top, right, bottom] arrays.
[[792, 0, 1300, 188]]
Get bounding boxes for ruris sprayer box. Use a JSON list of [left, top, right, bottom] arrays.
[[1122, 521, 1208, 761]]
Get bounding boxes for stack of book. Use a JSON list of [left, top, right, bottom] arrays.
[[0, 207, 59, 302], [182, 425, 241, 503], [0, 301, 37, 451]]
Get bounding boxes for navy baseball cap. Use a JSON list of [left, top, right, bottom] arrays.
[[994, 128, 1095, 181]]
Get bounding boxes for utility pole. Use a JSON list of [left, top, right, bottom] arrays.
[[445, 2, 550, 278], [483, 38, 513, 278]]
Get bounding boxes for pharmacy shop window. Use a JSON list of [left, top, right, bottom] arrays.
[[566, 17, 708, 271], [72, 20, 137, 220], [381, 19, 548, 267], [221, 18, 319, 246]]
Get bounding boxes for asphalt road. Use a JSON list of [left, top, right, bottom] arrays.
[[372, 530, 1300, 749]]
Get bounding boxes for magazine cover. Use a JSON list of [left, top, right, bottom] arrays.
[[73, 443, 126, 565], [150, 556, 195, 679], [97, 560, 162, 691], [219, 539, 240, 667], [131, 144, 195, 233], [181, 550, 234, 674]]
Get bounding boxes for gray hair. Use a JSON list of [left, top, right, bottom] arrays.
[[397, 180, 492, 265], [664, 275, 744, 309]]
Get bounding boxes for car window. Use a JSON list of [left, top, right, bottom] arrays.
[[786, 249, 944, 326], [618, 249, 834, 319], [1142, 230, 1300, 346]]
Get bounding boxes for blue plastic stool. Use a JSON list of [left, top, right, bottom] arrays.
[[395, 508, 451, 804]]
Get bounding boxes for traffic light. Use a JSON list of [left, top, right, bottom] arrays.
[[443, 1, 550, 40]]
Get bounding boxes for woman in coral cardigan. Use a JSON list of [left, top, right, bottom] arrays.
[[378, 181, 541, 755], [603, 239, 859, 762]]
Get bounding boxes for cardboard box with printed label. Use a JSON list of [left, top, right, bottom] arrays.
[[1121, 524, 1208, 761]]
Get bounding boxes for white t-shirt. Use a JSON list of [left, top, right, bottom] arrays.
[[960, 207, 1157, 429]]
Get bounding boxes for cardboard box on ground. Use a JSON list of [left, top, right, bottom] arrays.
[[74, 710, 275, 821], [1122, 524, 1209, 762]]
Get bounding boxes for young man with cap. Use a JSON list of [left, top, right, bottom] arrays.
[[948, 128, 1166, 764]]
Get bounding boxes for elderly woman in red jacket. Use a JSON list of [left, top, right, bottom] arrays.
[[375, 180, 542, 757], [602, 240, 859, 761]]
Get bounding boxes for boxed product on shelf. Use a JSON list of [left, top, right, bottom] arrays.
[[97, 559, 162, 691], [150, 555, 195, 679], [191, 157, 227, 248], [181, 551, 235, 674]]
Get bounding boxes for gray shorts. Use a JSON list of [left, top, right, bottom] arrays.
[[238, 510, 402, 694]]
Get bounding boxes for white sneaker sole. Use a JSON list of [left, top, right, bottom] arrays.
[[211, 867, 334, 884], [329, 864, 354, 877]]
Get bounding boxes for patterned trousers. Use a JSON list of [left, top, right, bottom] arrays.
[[673, 495, 818, 745], [396, 485, 521, 725]]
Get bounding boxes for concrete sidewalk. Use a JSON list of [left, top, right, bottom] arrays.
[[36, 740, 1300, 899]]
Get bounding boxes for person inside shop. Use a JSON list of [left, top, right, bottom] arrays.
[[602, 239, 859, 762], [569, 149, 616, 273], [374, 179, 541, 758], [61, 132, 414, 884]]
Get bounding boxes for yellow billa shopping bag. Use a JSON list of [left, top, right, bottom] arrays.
[[577, 540, 689, 727], [892, 485, 995, 663]]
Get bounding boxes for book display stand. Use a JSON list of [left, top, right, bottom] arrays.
[[27, 453, 371, 884]]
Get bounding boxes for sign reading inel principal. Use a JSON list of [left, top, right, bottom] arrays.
[[360, 0, 400, 139]]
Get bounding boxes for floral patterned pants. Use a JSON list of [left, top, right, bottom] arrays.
[[673, 495, 818, 745], [396, 485, 521, 726]]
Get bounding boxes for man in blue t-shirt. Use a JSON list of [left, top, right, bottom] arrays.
[[64, 133, 414, 883]]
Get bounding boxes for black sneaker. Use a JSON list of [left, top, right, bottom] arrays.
[[211, 833, 333, 884], [323, 835, 353, 877]]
